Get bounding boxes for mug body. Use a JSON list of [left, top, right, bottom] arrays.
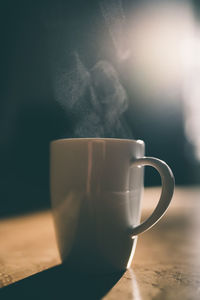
[[50, 138, 145, 273]]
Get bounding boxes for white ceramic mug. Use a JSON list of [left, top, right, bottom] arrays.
[[50, 138, 174, 273]]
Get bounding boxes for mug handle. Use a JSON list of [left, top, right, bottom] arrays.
[[129, 157, 175, 237]]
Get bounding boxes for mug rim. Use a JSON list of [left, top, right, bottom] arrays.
[[50, 137, 144, 146]]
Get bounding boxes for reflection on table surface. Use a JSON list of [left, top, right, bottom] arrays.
[[0, 187, 200, 299]]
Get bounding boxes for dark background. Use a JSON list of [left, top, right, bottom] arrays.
[[0, 0, 199, 215]]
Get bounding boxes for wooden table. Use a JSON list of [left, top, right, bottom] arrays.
[[0, 187, 200, 299]]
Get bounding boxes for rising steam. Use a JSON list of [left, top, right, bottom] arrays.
[[100, 0, 130, 60], [54, 52, 132, 138]]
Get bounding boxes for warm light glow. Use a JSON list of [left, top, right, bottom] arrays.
[[124, 1, 200, 161], [127, 2, 195, 96], [103, 0, 200, 161], [182, 28, 200, 161]]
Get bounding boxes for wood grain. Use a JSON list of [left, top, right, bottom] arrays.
[[0, 187, 200, 299]]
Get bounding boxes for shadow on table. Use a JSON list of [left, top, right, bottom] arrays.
[[0, 264, 124, 300]]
